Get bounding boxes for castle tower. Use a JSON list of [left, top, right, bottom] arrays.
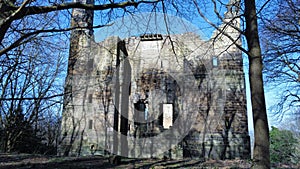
[[206, 0, 249, 159], [68, 0, 94, 75], [60, 0, 95, 156], [212, 0, 241, 54]]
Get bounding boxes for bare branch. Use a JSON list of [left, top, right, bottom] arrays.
[[0, 93, 65, 101], [0, 23, 111, 56], [192, 0, 248, 55], [13, 1, 161, 20]]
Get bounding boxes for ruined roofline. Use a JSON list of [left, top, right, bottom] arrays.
[[93, 32, 243, 64], [140, 34, 163, 41], [94, 32, 206, 43]]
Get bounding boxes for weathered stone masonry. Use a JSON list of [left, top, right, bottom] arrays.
[[59, 0, 250, 159]]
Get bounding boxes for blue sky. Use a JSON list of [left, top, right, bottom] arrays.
[[95, 12, 209, 41]]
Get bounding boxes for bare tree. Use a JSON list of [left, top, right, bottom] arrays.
[[0, 39, 66, 153], [244, 1, 269, 168], [261, 0, 300, 117]]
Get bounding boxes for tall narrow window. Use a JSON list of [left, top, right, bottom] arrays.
[[158, 103, 163, 126], [87, 59, 94, 73], [212, 56, 218, 67], [218, 89, 223, 98], [88, 119, 93, 129], [163, 104, 173, 129], [88, 94, 92, 103]]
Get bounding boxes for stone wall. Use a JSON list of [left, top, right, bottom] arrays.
[[60, 0, 250, 159], [60, 33, 250, 159]]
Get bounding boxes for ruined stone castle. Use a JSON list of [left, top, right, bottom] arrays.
[[60, 0, 250, 159]]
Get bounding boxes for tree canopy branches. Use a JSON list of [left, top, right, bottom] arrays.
[[261, 0, 300, 115]]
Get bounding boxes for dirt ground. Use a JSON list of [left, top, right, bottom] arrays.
[[0, 153, 298, 169]]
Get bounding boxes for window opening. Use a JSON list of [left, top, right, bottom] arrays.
[[212, 56, 218, 67], [88, 119, 93, 129]]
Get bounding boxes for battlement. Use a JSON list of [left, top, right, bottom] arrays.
[[140, 34, 163, 41]]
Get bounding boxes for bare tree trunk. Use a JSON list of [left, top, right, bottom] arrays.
[[244, 1, 270, 168]]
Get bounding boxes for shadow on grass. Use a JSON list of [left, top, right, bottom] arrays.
[[0, 153, 43, 163], [0, 155, 170, 169], [0, 155, 109, 169], [124, 158, 205, 169]]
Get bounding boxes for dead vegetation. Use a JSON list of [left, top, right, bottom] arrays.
[[0, 153, 299, 169]]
